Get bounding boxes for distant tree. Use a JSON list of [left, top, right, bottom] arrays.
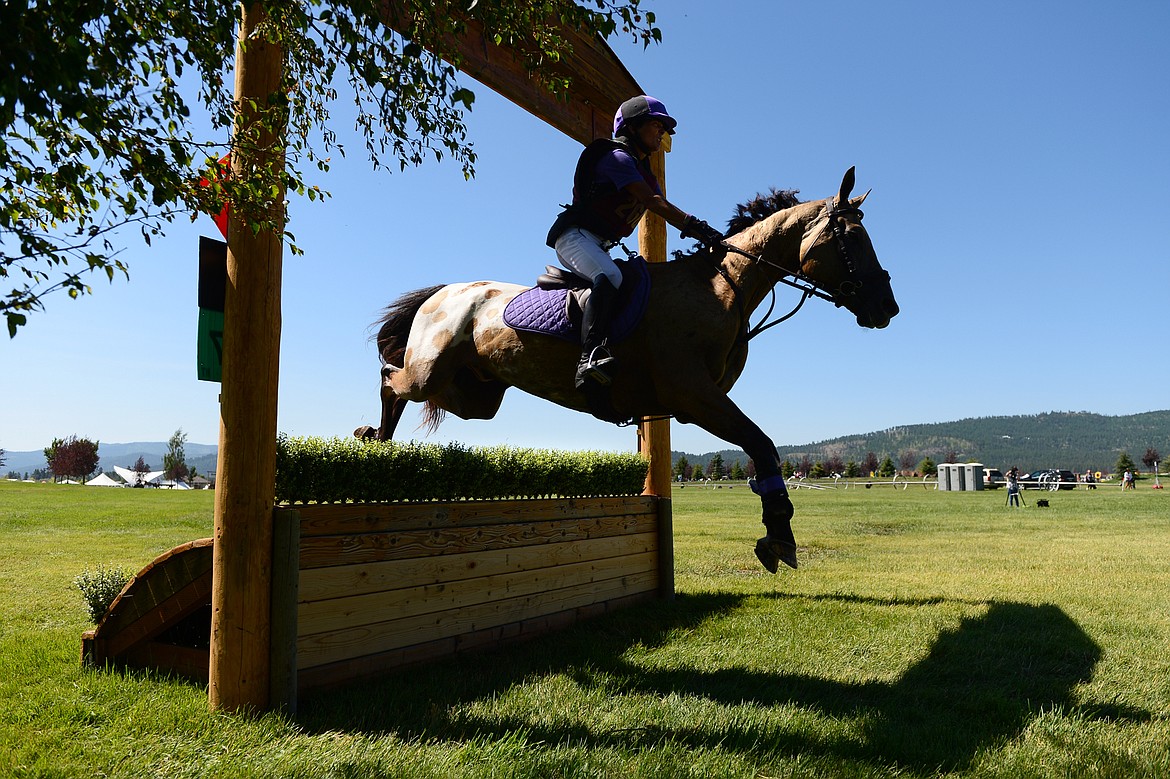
[[919, 457, 937, 477], [798, 456, 813, 476], [1142, 448, 1160, 469], [745, 460, 756, 479], [878, 456, 897, 477], [163, 428, 190, 481], [706, 453, 725, 479], [944, 450, 960, 464], [899, 450, 917, 474], [1115, 451, 1136, 478], [132, 456, 151, 487], [729, 460, 745, 480], [780, 459, 794, 478], [825, 454, 845, 475], [844, 460, 861, 478], [810, 461, 827, 478], [43, 438, 61, 469], [674, 455, 689, 481], [47, 436, 100, 482], [863, 452, 879, 475]]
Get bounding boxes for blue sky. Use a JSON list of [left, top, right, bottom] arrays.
[[3, 0, 1168, 459]]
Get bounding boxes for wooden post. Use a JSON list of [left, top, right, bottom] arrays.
[[637, 139, 674, 600], [209, 2, 285, 713], [637, 138, 673, 499]]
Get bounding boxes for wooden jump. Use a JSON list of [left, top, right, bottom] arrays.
[[81, 538, 214, 682], [82, 494, 671, 710]]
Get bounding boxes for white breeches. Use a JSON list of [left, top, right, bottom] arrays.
[[553, 227, 623, 288]]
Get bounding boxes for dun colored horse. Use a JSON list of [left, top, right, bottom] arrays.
[[356, 168, 899, 572]]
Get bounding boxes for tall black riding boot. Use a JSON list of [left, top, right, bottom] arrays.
[[575, 276, 620, 388]]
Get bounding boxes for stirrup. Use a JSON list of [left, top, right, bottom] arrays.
[[578, 346, 616, 386]]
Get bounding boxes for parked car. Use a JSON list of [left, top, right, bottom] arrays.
[[1021, 469, 1077, 490], [983, 468, 1005, 489]]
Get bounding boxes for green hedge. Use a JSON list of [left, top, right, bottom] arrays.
[[275, 435, 650, 504]]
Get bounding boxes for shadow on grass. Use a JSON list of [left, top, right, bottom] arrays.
[[299, 592, 1133, 771]]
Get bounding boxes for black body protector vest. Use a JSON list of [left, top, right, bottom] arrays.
[[546, 138, 660, 248]]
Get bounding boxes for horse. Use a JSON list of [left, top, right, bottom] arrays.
[[355, 167, 899, 573]]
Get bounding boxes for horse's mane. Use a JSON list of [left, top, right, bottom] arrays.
[[673, 187, 803, 260], [724, 187, 803, 236]]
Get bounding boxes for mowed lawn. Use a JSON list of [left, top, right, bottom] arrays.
[[1, 478, 1168, 778]]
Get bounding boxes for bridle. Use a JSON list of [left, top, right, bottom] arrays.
[[715, 198, 887, 341]]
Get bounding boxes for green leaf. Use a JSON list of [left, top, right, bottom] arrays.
[[7, 313, 27, 338]]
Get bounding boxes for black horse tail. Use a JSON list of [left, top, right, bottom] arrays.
[[373, 284, 446, 367]]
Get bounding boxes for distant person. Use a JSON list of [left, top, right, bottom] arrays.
[[1122, 469, 1134, 490], [1084, 469, 1096, 490], [1006, 466, 1021, 507]]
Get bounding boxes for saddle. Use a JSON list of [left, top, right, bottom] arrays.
[[503, 256, 651, 344]]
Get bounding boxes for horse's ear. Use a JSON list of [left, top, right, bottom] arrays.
[[837, 166, 856, 205], [852, 188, 871, 208]]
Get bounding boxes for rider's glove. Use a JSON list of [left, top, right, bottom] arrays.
[[681, 215, 725, 247]]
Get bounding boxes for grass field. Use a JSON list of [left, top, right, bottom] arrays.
[[1, 479, 1168, 778]]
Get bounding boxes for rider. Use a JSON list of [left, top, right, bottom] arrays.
[[546, 94, 725, 388]]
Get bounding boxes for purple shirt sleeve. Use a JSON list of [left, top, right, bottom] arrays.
[[594, 148, 662, 195]]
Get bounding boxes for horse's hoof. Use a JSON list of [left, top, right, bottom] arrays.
[[354, 425, 378, 440], [754, 535, 798, 573]]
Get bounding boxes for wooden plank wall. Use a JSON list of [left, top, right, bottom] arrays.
[[277, 496, 662, 695]]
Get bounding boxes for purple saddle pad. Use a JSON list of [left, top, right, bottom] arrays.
[[503, 257, 650, 344]]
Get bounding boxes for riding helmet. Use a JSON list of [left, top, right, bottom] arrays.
[[613, 95, 677, 137]]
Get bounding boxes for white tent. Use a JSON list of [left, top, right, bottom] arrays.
[[87, 473, 125, 487], [114, 465, 166, 487]]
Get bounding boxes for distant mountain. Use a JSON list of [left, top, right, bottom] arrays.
[[3, 441, 218, 477], [672, 411, 1170, 474]]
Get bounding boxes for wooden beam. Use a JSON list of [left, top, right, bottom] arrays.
[[209, 1, 285, 713], [380, 10, 643, 144]]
